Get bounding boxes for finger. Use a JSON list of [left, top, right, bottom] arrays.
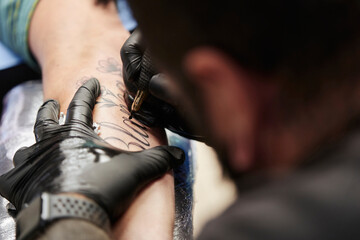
[[0, 173, 12, 203], [120, 29, 145, 64], [13, 147, 29, 167], [35, 99, 60, 124], [135, 146, 185, 176], [157, 146, 185, 168], [66, 78, 101, 126], [34, 99, 60, 141], [121, 29, 146, 84], [149, 74, 180, 106]]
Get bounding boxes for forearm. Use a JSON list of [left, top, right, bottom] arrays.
[[38, 219, 111, 240], [29, 0, 126, 109], [28, 0, 174, 239]]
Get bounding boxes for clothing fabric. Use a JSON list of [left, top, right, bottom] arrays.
[[117, 0, 137, 31], [198, 128, 360, 240], [0, 0, 39, 70], [0, 43, 22, 70], [0, 0, 137, 71]]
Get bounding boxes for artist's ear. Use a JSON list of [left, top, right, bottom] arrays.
[[184, 47, 271, 172]]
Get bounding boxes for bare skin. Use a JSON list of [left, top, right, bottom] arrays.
[[29, 0, 174, 239]]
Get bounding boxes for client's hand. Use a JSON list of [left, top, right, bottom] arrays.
[[121, 29, 204, 141], [0, 78, 184, 221]]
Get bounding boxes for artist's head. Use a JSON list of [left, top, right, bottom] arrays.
[[127, 0, 360, 178]]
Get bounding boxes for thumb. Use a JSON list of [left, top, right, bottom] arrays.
[[75, 146, 185, 220], [160, 146, 185, 168], [125, 146, 185, 183], [137, 146, 185, 171]]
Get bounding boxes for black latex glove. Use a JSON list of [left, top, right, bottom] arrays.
[[121, 30, 204, 141], [0, 78, 184, 221]]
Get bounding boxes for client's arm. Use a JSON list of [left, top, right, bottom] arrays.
[[28, 0, 174, 239]]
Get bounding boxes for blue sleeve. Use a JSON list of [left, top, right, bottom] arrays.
[[117, 0, 137, 31], [0, 0, 137, 72], [0, 0, 40, 71]]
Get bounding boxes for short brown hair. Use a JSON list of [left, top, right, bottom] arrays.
[[128, 0, 360, 98]]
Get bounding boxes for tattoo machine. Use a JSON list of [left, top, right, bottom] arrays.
[[130, 49, 156, 119]]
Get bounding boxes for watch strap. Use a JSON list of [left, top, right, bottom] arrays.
[[16, 193, 110, 240]]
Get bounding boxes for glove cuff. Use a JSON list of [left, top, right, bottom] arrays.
[[16, 192, 110, 240]]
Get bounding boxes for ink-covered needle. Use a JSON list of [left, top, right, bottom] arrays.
[[129, 90, 148, 119], [128, 49, 154, 120]]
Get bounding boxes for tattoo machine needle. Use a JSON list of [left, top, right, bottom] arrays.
[[129, 50, 155, 119]]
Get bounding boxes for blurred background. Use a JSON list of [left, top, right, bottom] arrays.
[[192, 142, 236, 237]]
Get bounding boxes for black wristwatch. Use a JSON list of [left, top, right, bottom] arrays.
[[16, 193, 110, 240]]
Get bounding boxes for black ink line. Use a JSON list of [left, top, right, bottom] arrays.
[[99, 121, 150, 150], [95, 80, 150, 150]]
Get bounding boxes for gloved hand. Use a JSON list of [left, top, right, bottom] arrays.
[[0, 78, 184, 221], [121, 29, 204, 141]]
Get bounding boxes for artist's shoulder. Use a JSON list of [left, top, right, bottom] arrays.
[[198, 165, 360, 240]]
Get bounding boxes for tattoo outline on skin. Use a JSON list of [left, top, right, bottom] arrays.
[[97, 57, 122, 76], [76, 58, 150, 150], [97, 81, 150, 150]]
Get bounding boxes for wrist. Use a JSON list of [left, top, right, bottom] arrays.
[[16, 193, 110, 240], [36, 219, 112, 240]]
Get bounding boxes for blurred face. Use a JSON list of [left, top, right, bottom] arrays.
[[156, 67, 213, 143], [162, 66, 238, 177], [158, 49, 267, 179]]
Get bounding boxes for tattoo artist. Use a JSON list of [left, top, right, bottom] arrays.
[[3, 0, 360, 240], [120, 0, 360, 239]]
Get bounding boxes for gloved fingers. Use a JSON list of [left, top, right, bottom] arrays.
[[120, 29, 146, 63], [121, 29, 146, 82], [135, 146, 185, 174], [124, 29, 145, 50], [0, 165, 30, 209], [149, 74, 180, 107], [35, 99, 60, 124], [13, 147, 30, 167], [0, 172, 12, 203], [34, 99, 60, 142], [65, 78, 101, 126]]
